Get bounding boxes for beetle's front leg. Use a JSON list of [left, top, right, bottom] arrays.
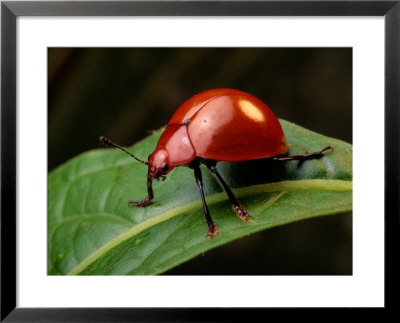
[[128, 174, 154, 207]]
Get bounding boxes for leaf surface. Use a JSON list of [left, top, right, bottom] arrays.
[[48, 120, 352, 275]]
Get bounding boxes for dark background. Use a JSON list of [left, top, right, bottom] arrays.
[[48, 48, 352, 275]]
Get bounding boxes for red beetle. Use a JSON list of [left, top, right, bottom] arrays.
[[101, 89, 332, 236]]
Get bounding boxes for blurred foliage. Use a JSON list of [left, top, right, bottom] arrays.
[[48, 48, 352, 275]]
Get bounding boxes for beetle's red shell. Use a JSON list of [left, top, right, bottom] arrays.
[[156, 88, 288, 164]]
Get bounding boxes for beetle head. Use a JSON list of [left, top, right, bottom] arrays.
[[148, 148, 174, 180]]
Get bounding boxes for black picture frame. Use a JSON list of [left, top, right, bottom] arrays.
[[1, 0, 398, 321]]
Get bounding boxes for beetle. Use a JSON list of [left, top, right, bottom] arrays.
[[100, 88, 332, 236]]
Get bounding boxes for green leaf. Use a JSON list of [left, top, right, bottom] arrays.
[[48, 119, 352, 275]]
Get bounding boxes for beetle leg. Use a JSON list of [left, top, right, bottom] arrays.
[[274, 145, 333, 161], [194, 166, 218, 237], [207, 164, 251, 221], [128, 174, 154, 207]]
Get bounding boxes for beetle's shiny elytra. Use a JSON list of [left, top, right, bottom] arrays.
[[101, 89, 332, 237]]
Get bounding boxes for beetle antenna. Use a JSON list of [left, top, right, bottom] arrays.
[[99, 136, 148, 165]]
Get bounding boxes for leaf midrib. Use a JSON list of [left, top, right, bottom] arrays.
[[67, 179, 352, 275]]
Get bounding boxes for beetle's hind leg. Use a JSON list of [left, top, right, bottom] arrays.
[[206, 162, 250, 221], [274, 145, 333, 161]]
